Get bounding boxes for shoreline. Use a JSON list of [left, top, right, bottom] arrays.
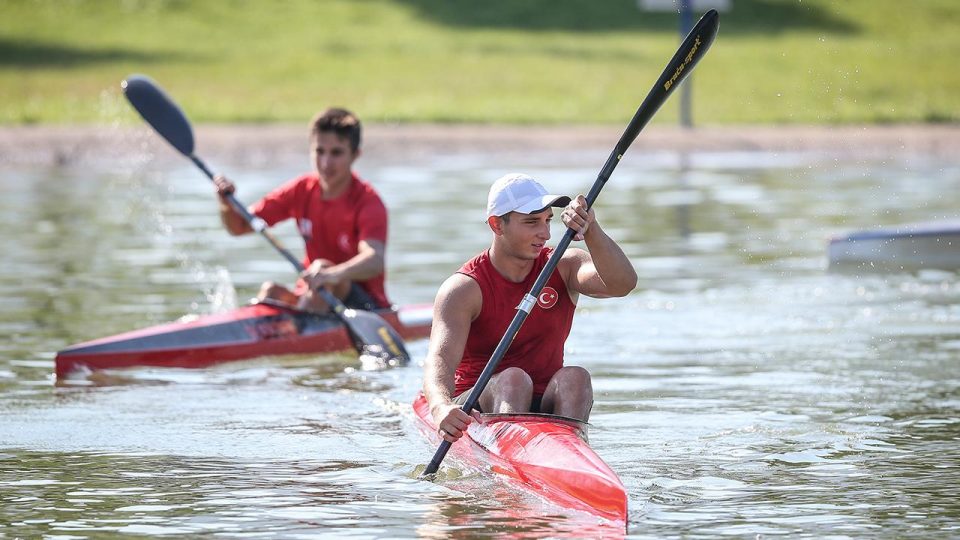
[[3, 123, 959, 167]]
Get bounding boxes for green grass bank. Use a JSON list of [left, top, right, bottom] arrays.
[[2, 0, 958, 125]]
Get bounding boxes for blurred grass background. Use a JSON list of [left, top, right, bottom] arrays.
[[1, 0, 958, 125]]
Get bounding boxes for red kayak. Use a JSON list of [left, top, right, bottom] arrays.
[[55, 302, 432, 378], [412, 393, 627, 525]]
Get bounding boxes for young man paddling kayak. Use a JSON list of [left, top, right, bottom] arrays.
[[423, 173, 638, 442], [213, 108, 390, 313]]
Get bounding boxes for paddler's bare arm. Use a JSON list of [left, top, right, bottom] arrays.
[[422, 273, 482, 442], [560, 194, 638, 299], [213, 174, 254, 236], [301, 238, 385, 290]]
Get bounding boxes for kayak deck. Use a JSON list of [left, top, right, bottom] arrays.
[[55, 302, 432, 378], [412, 393, 627, 525]]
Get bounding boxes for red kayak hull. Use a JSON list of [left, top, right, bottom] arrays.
[[55, 303, 432, 378], [413, 393, 627, 524]]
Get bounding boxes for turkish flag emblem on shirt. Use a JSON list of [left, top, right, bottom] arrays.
[[537, 286, 559, 309]]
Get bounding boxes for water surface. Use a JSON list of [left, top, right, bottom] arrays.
[[1, 130, 958, 538]]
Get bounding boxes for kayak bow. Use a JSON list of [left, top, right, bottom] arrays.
[[413, 393, 627, 525]]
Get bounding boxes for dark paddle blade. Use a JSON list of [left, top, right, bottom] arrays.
[[121, 74, 195, 156], [421, 9, 721, 478], [610, 8, 719, 163], [341, 307, 411, 367]]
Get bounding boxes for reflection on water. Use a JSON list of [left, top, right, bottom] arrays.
[[1, 135, 959, 537]]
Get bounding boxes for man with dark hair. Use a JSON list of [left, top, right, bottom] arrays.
[[214, 108, 390, 312]]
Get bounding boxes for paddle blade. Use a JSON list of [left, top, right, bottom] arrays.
[[342, 308, 411, 367], [614, 9, 719, 160], [121, 74, 195, 156]]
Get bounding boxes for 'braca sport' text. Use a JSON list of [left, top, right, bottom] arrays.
[[664, 36, 702, 91]]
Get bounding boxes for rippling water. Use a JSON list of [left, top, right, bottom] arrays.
[[1, 129, 959, 538]]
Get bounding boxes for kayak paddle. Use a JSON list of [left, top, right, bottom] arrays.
[[121, 75, 410, 366], [422, 9, 720, 476]]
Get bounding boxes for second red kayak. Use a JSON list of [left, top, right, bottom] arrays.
[[55, 302, 432, 378]]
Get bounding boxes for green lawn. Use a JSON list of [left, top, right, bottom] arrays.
[[1, 0, 958, 125]]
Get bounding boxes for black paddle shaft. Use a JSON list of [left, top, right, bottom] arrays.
[[120, 75, 410, 363], [422, 9, 720, 477]]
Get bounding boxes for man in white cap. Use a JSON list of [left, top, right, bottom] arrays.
[[423, 173, 638, 443]]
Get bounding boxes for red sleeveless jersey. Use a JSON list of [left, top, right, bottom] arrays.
[[454, 248, 576, 396]]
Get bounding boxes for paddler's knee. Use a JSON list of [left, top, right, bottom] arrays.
[[327, 279, 352, 300], [497, 367, 534, 393], [542, 366, 594, 421], [258, 282, 297, 305], [553, 366, 593, 395], [484, 367, 535, 413]]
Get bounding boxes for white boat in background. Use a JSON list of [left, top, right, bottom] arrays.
[[828, 221, 960, 272]]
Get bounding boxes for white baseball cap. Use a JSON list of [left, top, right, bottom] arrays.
[[486, 173, 571, 219]]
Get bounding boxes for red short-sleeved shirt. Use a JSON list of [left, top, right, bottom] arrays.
[[251, 172, 390, 307]]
